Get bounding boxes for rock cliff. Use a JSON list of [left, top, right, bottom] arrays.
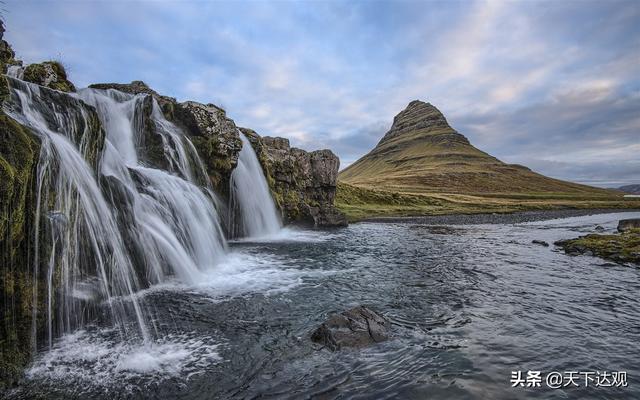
[[241, 130, 347, 226], [87, 81, 345, 226], [0, 27, 346, 387]]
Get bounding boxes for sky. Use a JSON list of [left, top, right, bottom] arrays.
[[4, 0, 639, 187]]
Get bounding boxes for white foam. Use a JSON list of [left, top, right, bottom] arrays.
[[26, 329, 222, 388], [231, 226, 336, 243]]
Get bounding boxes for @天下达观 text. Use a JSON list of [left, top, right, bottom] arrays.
[[510, 370, 628, 389]]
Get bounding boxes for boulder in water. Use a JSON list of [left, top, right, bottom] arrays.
[[618, 219, 640, 232], [311, 306, 390, 351], [532, 240, 549, 247]]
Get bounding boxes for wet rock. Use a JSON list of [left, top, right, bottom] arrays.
[[311, 306, 390, 351], [532, 240, 549, 247], [618, 219, 640, 232], [595, 225, 605, 232]]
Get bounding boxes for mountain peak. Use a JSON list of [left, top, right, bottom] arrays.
[[380, 100, 452, 144]]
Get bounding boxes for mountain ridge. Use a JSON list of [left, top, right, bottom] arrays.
[[340, 100, 615, 196]]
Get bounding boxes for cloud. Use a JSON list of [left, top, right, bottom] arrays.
[[3, 0, 639, 187]]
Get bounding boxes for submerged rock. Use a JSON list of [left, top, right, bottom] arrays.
[[618, 219, 640, 232], [311, 306, 391, 351], [595, 225, 605, 232], [532, 240, 549, 247]]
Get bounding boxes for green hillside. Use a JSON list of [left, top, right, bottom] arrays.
[[338, 100, 637, 220]]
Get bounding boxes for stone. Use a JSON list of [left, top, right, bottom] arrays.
[[595, 225, 605, 232], [23, 61, 75, 92], [311, 306, 391, 351], [618, 219, 640, 232], [255, 134, 347, 227], [532, 240, 549, 247]]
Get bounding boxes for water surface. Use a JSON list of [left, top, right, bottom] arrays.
[[7, 212, 640, 400]]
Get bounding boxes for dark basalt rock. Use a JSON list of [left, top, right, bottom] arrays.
[[532, 240, 549, 247], [311, 306, 390, 351], [618, 219, 640, 232], [254, 135, 347, 227]]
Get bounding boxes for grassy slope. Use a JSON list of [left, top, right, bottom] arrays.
[[336, 182, 640, 222], [337, 101, 634, 220]]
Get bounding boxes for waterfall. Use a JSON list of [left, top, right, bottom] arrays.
[[3, 77, 227, 349], [7, 65, 24, 80], [229, 132, 282, 238]]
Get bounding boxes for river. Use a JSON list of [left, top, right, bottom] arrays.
[[5, 211, 640, 400]]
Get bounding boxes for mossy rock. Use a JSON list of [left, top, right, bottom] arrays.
[[555, 229, 640, 265], [0, 110, 41, 389], [23, 61, 76, 92]]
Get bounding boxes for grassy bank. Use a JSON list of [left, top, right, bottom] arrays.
[[555, 229, 640, 265], [335, 182, 640, 222]]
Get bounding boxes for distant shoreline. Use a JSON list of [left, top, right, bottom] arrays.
[[359, 208, 640, 225]]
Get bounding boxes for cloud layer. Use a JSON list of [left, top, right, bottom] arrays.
[[5, 0, 639, 186]]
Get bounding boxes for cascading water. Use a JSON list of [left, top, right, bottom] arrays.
[[6, 64, 24, 80], [3, 77, 228, 350], [229, 132, 282, 238]]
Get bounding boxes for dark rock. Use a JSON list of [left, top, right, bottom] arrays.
[[311, 306, 390, 351], [618, 218, 640, 232], [254, 134, 347, 227], [595, 225, 605, 232], [532, 240, 549, 247]]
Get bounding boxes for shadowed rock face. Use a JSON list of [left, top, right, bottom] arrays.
[[618, 219, 640, 232], [311, 306, 391, 351], [246, 133, 347, 227], [379, 100, 467, 146]]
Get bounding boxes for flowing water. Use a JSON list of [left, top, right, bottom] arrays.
[[229, 131, 282, 238], [4, 78, 230, 351], [5, 211, 640, 400]]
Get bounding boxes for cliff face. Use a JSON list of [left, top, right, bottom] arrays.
[[0, 31, 346, 387], [241, 130, 347, 227], [0, 27, 41, 389], [87, 81, 345, 226]]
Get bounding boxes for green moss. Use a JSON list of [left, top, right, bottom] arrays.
[[556, 229, 640, 265], [23, 61, 76, 93], [0, 111, 40, 389]]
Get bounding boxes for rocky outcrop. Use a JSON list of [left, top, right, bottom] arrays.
[[618, 219, 640, 232], [0, 23, 20, 75], [311, 306, 391, 351], [176, 102, 242, 196], [23, 61, 75, 92], [379, 100, 467, 146], [85, 81, 345, 226], [244, 133, 347, 227]]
